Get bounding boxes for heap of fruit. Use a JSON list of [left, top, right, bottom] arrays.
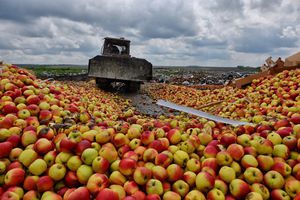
[[147, 69, 300, 123], [1, 63, 300, 200]]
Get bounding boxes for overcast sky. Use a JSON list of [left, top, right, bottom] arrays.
[[0, 0, 299, 67]]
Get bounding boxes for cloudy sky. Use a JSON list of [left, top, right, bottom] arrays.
[[0, 0, 299, 67]]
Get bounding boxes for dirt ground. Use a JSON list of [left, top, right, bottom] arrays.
[[117, 83, 171, 117]]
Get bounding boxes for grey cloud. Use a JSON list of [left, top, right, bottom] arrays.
[[0, 0, 198, 39], [248, 0, 283, 11], [232, 27, 297, 53], [185, 37, 227, 48]]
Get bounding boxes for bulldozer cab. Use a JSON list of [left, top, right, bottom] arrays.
[[102, 37, 130, 57]]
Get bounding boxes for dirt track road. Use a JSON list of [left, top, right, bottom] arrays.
[[118, 84, 171, 117]]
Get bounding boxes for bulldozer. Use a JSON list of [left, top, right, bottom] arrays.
[[88, 37, 152, 91]]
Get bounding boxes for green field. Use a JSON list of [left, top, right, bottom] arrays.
[[18, 64, 88, 77]]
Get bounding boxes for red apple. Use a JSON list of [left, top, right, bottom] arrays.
[[226, 143, 244, 161], [166, 164, 183, 182], [64, 171, 80, 188], [37, 175, 54, 192], [220, 133, 236, 146], [6, 134, 20, 148], [124, 181, 139, 195], [39, 109, 52, 123], [86, 173, 109, 194], [26, 95, 40, 105], [0, 141, 13, 158], [59, 137, 77, 153], [119, 158, 137, 176], [34, 138, 54, 155], [282, 135, 297, 150], [276, 127, 292, 138], [75, 140, 91, 155], [96, 188, 119, 200], [2, 103, 18, 114], [274, 119, 291, 130], [229, 179, 250, 199], [27, 104, 40, 116], [64, 187, 90, 200], [23, 175, 39, 191], [290, 113, 300, 124], [4, 168, 25, 186]]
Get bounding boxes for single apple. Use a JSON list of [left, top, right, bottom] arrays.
[[195, 171, 215, 193], [263, 170, 285, 189], [146, 179, 163, 195]]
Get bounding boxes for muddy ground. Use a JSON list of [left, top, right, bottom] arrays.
[[117, 83, 172, 117]]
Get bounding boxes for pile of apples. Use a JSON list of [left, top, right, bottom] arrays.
[[1, 63, 300, 200], [147, 69, 300, 123]]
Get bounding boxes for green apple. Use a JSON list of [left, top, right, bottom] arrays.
[[186, 158, 201, 173], [272, 144, 289, 159], [109, 171, 126, 186], [263, 170, 284, 189], [0, 128, 11, 142], [172, 180, 189, 197], [67, 155, 82, 171], [219, 166, 236, 183], [246, 192, 263, 200], [251, 183, 270, 200], [241, 154, 258, 168], [17, 109, 31, 119], [91, 142, 101, 151], [244, 167, 263, 184], [110, 160, 120, 172], [55, 152, 72, 164], [216, 151, 233, 166], [48, 163, 66, 181], [109, 184, 126, 200], [18, 149, 38, 167], [127, 124, 143, 140], [163, 191, 181, 200], [40, 191, 62, 200], [76, 164, 93, 184], [146, 179, 163, 195], [43, 150, 57, 167], [230, 161, 242, 177], [133, 167, 152, 185], [168, 145, 179, 154], [237, 134, 251, 147], [95, 129, 111, 144], [284, 179, 300, 198], [81, 148, 98, 165], [0, 161, 6, 174], [28, 158, 47, 176], [82, 130, 97, 142], [128, 138, 141, 150], [198, 133, 212, 145], [98, 146, 118, 164], [173, 150, 189, 167], [267, 132, 282, 145], [39, 101, 50, 110], [214, 179, 228, 195], [196, 171, 215, 193], [185, 190, 206, 200]]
